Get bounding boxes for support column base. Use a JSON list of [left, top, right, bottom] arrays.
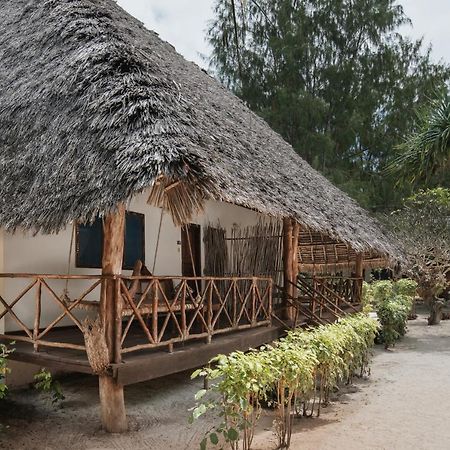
[[99, 374, 128, 433]]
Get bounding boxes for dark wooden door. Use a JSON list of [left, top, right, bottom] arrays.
[[181, 224, 202, 295]]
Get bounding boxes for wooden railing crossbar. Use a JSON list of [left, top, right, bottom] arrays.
[[294, 278, 344, 318], [272, 283, 328, 327]]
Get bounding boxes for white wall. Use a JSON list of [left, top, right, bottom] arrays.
[[1, 192, 266, 332]]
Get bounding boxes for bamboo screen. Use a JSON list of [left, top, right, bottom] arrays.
[[203, 220, 283, 285]]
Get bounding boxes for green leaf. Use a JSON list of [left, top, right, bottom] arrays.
[[227, 428, 239, 441], [195, 389, 207, 400], [210, 432, 219, 445]]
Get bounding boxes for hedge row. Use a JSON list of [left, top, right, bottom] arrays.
[[191, 313, 379, 450]]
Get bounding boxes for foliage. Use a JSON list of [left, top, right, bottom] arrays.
[[364, 279, 417, 347], [208, 0, 449, 211], [191, 313, 378, 449], [34, 369, 65, 405], [386, 91, 450, 187], [377, 295, 413, 348], [0, 343, 14, 401], [265, 341, 317, 448], [190, 350, 276, 450], [386, 188, 450, 324]]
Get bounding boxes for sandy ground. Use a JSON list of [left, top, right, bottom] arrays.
[[1, 314, 449, 450]]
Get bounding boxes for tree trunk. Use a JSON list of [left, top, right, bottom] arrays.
[[99, 204, 128, 433], [428, 298, 443, 326]]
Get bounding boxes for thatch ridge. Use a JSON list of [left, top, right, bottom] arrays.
[[0, 0, 397, 256]]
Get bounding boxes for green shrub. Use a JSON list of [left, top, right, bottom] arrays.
[[368, 278, 417, 348], [190, 350, 276, 450], [265, 341, 317, 448], [34, 369, 65, 405], [191, 313, 379, 449], [394, 279, 418, 298]]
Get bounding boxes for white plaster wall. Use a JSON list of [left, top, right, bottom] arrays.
[[1, 192, 266, 332]]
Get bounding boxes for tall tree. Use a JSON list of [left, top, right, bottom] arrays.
[[208, 0, 449, 210]]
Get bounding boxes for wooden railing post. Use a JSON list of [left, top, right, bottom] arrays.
[[181, 280, 187, 340], [232, 279, 238, 328], [33, 279, 41, 352], [355, 253, 364, 304], [268, 279, 273, 325], [207, 280, 213, 343], [152, 280, 159, 343], [251, 278, 257, 325]]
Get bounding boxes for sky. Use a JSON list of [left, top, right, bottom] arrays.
[[117, 0, 450, 69]]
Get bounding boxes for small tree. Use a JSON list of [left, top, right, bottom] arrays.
[[388, 188, 450, 324]]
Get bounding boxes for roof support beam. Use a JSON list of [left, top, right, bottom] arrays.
[[99, 204, 128, 433], [283, 218, 297, 322]]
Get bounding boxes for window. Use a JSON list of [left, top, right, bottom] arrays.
[[76, 211, 145, 270]]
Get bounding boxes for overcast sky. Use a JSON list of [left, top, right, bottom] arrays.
[[117, 0, 450, 69]]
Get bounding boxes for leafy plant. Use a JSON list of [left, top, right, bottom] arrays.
[[266, 342, 317, 448], [34, 369, 65, 405], [0, 343, 14, 400], [191, 350, 275, 450], [387, 92, 450, 186], [191, 313, 379, 449], [367, 279, 417, 348]]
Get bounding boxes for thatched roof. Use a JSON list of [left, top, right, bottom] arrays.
[[298, 229, 389, 272], [0, 0, 398, 256]]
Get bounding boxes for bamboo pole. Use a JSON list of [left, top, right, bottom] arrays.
[[291, 221, 300, 325], [282, 218, 294, 322], [98, 204, 128, 433]]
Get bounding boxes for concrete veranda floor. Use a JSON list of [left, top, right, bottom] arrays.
[[0, 314, 449, 450]]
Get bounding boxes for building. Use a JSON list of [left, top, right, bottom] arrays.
[[0, 0, 398, 432]]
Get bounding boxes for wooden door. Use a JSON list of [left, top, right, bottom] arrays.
[[181, 224, 202, 295]]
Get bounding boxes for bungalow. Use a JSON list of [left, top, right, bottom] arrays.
[[0, 0, 398, 432]]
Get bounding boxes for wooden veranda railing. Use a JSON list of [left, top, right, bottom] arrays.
[[312, 275, 363, 306], [0, 274, 273, 358], [272, 275, 362, 328]]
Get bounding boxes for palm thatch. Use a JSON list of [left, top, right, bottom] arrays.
[[0, 0, 398, 258]]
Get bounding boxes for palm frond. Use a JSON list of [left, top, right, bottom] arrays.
[[386, 92, 450, 184]]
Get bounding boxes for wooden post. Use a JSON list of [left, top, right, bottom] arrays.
[[282, 218, 294, 322], [291, 221, 300, 319], [99, 204, 128, 433], [355, 253, 364, 304], [33, 280, 41, 352]]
